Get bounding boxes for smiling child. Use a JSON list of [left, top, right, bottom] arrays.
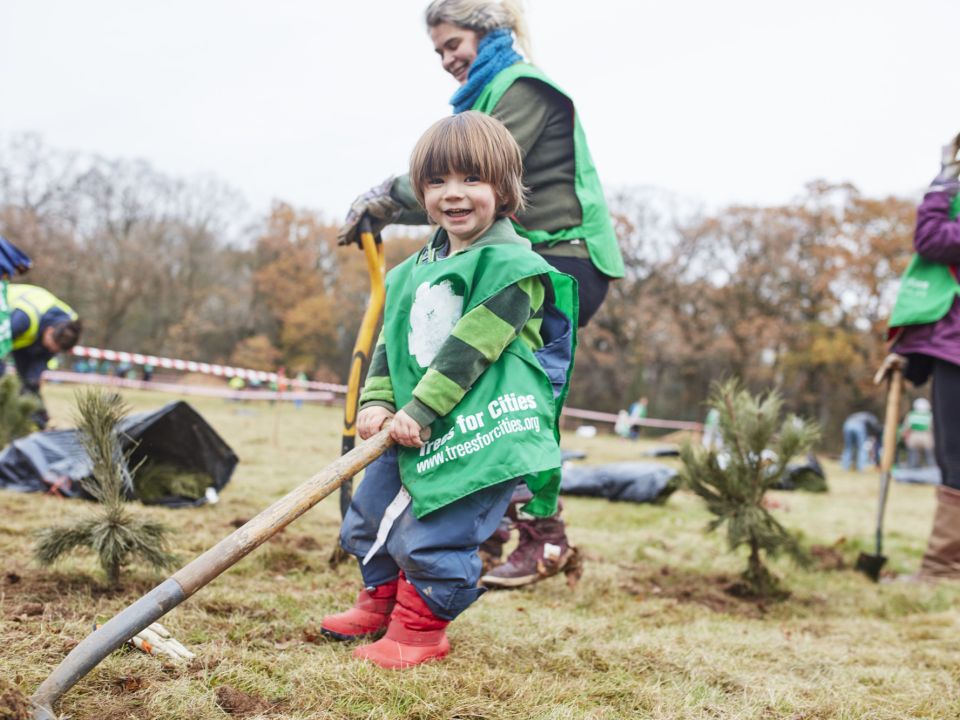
[[321, 111, 578, 668]]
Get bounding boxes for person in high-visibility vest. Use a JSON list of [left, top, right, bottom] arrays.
[[0, 235, 33, 359], [2, 284, 82, 425]]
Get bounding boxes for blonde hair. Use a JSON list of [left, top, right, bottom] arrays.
[[409, 111, 525, 218], [425, 0, 532, 59]]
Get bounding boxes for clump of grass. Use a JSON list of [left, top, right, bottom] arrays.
[[33, 389, 178, 586], [0, 373, 41, 446], [134, 462, 212, 503], [680, 379, 820, 597]]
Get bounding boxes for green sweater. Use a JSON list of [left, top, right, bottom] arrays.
[[360, 219, 546, 428]]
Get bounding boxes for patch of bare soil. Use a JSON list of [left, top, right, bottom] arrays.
[[810, 539, 847, 571], [1, 569, 157, 607], [620, 565, 781, 617], [215, 685, 270, 717], [0, 678, 31, 720]]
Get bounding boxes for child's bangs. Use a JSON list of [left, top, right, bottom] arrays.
[[419, 118, 497, 183]]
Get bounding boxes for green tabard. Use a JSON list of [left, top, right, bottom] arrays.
[[383, 240, 577, 519], [889, 193, 960, 329], [0, 281, 12, 359], [472, 63, 625, 279]]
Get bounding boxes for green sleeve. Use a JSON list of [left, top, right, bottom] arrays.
[[390, 176, 430, 226], [402, 277, 545, 426], [359, 329, 395, 411]]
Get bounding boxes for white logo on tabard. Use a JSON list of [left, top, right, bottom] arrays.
[[409, 281, 463, 367]]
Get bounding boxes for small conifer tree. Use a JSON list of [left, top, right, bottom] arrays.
[[34, 389, 177, 586], [0, 374, 42, 446], [679, 379, 820, 596]]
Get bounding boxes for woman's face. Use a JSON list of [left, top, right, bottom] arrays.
[[429, 22, 480, 86]]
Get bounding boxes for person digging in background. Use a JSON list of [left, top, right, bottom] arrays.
[[901, 397, 935, 469], [338, 0, 622, 589], [840, 410, 882, 472], [322, 112, 577, 668], [2, 283, 82, 428], [886, 131, 960, 579]]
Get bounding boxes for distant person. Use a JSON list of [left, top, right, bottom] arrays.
[[840, 411, 881, 472], [2, 284, 82, 428], [141, 363, 154, 382], [702, 406, 721, 450], [0, 236, 32, 359], [887, 132, 960, 578], [901, 398, 935, 469], [627, 396, 648, 439], [337, 0, 624, 590], [614, 409, 632, 438]]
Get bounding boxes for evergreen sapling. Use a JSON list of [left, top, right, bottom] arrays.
[[680, 379, 820, 597], [34, 389, 177, 586]]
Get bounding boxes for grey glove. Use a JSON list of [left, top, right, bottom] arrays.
[[930, 133, 960, 194], [337, 177, 403, 247]]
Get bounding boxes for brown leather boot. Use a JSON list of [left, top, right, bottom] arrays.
[[480, 514, 581, 588], [920, 485, 960, 579]]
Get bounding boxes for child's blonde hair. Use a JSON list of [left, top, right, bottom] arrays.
[[409, 111, 525, 218], [425, 0, 531, 59]]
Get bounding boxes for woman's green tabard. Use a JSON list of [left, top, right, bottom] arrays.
[[472, 63, 625, 280], [889, 193, 960, 329]]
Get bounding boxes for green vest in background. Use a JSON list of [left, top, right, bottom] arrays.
[[7, 284, 78, 350], [889, 194, 960, 329], [383, 237, 577, 518], [473, 63, 626, 280], [0, 282, 12, 358], [904, 409, 932, 432]]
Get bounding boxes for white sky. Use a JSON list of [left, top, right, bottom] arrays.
[[3, 0, 959, 223]]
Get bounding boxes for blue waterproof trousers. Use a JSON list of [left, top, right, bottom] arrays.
[[339, 447, 519, 621]]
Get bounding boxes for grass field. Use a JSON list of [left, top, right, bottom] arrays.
[[2, 384, 959, 719]]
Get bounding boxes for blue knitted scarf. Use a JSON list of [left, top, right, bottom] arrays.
[[450, 29, 522, 114]]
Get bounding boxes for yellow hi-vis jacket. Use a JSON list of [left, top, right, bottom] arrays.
[[7, 284, 78, 351]]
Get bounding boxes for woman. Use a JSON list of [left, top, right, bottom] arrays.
[[888, 132, 960, 578], [337, 0, 624, 588]]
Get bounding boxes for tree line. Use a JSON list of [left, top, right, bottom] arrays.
[[0, 135, 915, 445]]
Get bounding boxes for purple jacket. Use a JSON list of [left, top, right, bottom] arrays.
[[893, 190, 960, 368]]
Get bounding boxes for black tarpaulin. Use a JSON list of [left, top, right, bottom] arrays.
[[0, 401, 237, 507]]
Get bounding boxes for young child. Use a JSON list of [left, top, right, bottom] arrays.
[[321, 111, 578, 668]]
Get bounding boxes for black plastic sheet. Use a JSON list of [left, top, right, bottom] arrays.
[[0, 401, 237, 507]]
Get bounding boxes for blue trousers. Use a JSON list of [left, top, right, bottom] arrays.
[[339, 447, 519, 621], [841, 419, 869, 471]]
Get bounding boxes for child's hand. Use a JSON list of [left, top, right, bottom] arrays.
[[390, 410, 427, 448], [357, 406, 394, 440]]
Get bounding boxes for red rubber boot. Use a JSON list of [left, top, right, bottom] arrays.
[[321, 579, 398, 641], [353, 574, 450, 668]]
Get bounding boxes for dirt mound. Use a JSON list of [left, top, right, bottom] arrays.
[[0, 678, 31, 720], [216, 685, 270, 717]]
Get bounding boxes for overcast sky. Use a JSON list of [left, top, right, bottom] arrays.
[[3, 0, 959, 223]]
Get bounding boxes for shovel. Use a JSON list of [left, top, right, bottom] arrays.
[[337, 215, 386, 520], [855, 354, 906, 581], [30, 426, 395, 720]]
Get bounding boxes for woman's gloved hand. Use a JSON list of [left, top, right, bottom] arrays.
[[930, 133, 960, 194], [0, 236, 32, 279], [337, 177, 402, 247]]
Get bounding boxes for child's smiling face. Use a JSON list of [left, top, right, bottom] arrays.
[[424, 171, 497, 251]]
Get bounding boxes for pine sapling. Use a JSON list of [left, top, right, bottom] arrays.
[[0, 374, 42, 447], [34, 389, 177, 586], [679, 379, 820, 597]]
